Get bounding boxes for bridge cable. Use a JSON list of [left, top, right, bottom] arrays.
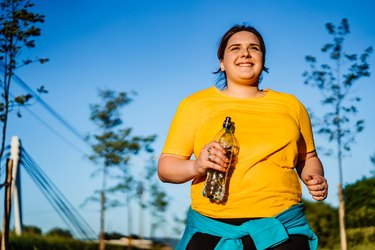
[[20, 147, 97, 239]]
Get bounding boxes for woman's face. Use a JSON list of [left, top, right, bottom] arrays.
[[220, 31, 264, 87]]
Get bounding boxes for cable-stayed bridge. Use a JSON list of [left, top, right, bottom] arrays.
[[0, 136, 97, 240]]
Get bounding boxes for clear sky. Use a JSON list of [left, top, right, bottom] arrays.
[[2, 0, 375, 239]]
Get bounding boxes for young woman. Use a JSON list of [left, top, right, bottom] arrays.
[[158, 24, 328, 250]]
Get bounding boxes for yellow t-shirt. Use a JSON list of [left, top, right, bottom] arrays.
[[162, 86, 315, 218]]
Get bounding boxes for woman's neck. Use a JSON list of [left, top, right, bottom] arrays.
[[221, 83, 264, 98]]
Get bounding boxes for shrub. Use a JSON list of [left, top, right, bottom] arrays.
[[347, 227, 375, 247], [9, 234, 134, 250], [303, 199, 340, 248]]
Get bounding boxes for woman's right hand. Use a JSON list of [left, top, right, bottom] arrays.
[[194, 141, 229, 176], [157, 142, 229, 184]]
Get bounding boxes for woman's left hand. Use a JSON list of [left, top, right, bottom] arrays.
[[304, 175, 328, 201]]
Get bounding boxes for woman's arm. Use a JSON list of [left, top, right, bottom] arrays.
[[158, 154, 197, 183], [158, 142, 229, 184], [296, 151, 328, 201]]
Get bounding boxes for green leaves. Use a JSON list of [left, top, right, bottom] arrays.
[[0, 0, 48, 166], [143, 156, 169, 235], [0, 0, 45, 57], [14, 93, 32, 105], [325, 18, 350, 36], [36, 85, 48, 94], [321, 43, 334, 53], [88, 89, 156, 169], [89, 89, 134, 129], [304, 199, 339, 248], [303, 18, 372, 154], [86, 89, 158, 236], [344, 177, 375, 228], [305, 55, 316, 63]]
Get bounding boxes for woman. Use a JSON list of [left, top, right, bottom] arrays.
[[158, 24, 328, 250]]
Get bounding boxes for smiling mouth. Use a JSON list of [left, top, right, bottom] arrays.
[[237, 63, 254, 67]]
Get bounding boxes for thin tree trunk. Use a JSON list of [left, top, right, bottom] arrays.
[[1, 159, 13, 250], [0, 70, 11, 167], [99, 190, 105, 250], [127, 193, 133, 250], [338, 185, 347, 250], [138, 183, 144, 240], [337, 121, 347, 250], [99, 167, 107, 250]]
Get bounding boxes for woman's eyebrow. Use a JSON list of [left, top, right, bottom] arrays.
[[249, 43, 261, 47], [227, 43, 241, 49], [227, 43, 260, 49]]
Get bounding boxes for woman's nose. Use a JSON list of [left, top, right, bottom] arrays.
[[241, 48, 251, 58]]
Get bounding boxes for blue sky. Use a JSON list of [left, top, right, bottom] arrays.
[[2, 0, 375, 239]]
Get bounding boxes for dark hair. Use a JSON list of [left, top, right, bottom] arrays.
[[214, 24, 269, 89]]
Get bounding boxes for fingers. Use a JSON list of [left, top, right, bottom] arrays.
[[198, 142, 229, 174], [312, 191, 328, 201], [207, 145, 228, 165], [305, 175, 328, 201], [310, 184, 328, 201], [304, 175, 313, 182]]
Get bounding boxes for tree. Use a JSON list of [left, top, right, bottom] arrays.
[[143, 155, 169, 240], [172, 210, 188, 237], [0, 1, 47, 249], [303, 18, 372, 250], [0, 0, 48, 165], [107, 173, 136, 239], [106, 155, 167, 245], [85, 89, 155, 250], [22, 225, 42, 235], [344, 177, 375, 228], [45, 227, 73, 239]]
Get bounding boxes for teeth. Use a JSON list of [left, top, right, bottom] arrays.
[[238, 63, 252, 67]]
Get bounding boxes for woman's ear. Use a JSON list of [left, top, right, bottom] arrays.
[[220, 60, 225, 72]]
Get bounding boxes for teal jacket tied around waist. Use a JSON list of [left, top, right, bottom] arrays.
[[176, 203, 318, 250]]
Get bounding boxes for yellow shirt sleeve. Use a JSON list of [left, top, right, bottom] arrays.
[[162, 97, 197, 157], [297, 101, 315, 155]]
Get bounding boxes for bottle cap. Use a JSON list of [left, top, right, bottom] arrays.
[[223, 117, 232, 130]]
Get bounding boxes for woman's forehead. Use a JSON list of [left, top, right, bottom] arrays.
[[227, 31, 261, 45]]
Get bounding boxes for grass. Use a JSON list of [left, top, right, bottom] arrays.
[[321, 243, 375, 250]]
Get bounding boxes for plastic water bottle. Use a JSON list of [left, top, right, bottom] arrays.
[[202, 117, 238, 203]]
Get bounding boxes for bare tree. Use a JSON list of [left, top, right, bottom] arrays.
[[303, 18, 372, 250]]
